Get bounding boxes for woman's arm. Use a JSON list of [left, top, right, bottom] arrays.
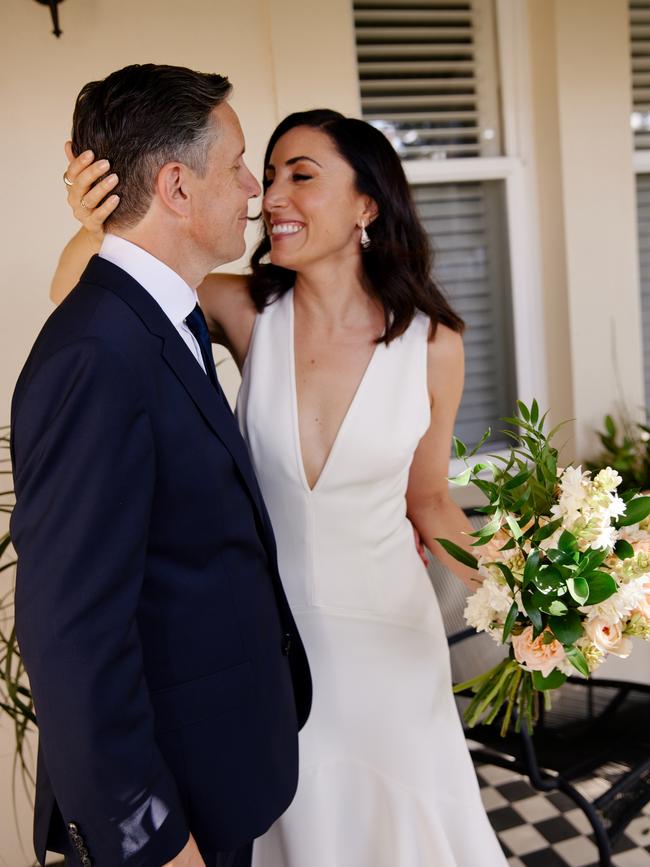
[[197, 273, 256, 370], [51, 144, 119, 304], [51, 227, 103, 304], [406, 323, 480, 591]]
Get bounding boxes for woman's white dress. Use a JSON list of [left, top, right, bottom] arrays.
[[236, 289, 507, 866]]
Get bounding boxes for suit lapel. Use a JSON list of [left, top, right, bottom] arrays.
[[79, 256, 270, 534]]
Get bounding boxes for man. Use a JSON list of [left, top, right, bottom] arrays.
[[10, 64, 311, 867]]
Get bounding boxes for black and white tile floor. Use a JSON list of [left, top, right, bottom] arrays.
[[476, 762, 650, 866]]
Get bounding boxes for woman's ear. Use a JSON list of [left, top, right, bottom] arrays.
[[361, 196, 379, 226], [156, 162, 191, 217]]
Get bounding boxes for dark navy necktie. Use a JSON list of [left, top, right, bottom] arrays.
[[185, 303, 226, 400]]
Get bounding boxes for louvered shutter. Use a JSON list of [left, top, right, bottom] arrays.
[[414, 182, 516, 450], [354, 0, 501, 160], [636, 175, 650, 404], [631, 2, 650, 149]]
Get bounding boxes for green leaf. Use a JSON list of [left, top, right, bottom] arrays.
[[549, 609, 584, 645], [533, 566, 564, 594], [617, 496, 650, 527], [499, 536, 517, 552], [469, 427, 492, 457], [565, 646, 590, 677], [605, 414, 616, 438], [453, 436, 467, 459], [614, 539, 635, 560], [585, 572, 618, 604], [448, 467, 472, 487], [576, 548, 609, 574], [506, 515, 523, 540], [517, 400, 530, 422], [523, 549, 542, 588], [502, 601, 519, 643], [493, 562, 516, 591], [532, 669, 567, 690], [532, 518, 563, 543], [524, 589, 545, 632], [531, 399, 539, 426], [504, 469, 531, 490], [543, 599, 568, 616], [434, 538, 479, 569], [567, 576, 590, 605], [558, 531, 579, 554], [546, 547, 577, 567]]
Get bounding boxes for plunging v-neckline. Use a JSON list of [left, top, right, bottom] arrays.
[[289, 291, 380, 494]]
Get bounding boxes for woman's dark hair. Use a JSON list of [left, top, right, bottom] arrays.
[[71, 63, 232, 230], [249, 109, 464, 343]]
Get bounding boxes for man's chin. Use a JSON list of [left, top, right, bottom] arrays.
[[212, 238, 247, 268]]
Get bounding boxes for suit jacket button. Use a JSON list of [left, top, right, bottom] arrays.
[[281, 633, 292, 655]]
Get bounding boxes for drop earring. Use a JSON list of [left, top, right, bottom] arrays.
[[360, 221, 371, 250]]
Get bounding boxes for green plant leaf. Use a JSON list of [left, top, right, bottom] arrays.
[[558, 531, 579, 554], [614, 539, 635, 560], [524, 589, 545, 633], [504, 469, 531, 491], [605, 414, 616, 438], [585, 571, 618, 604], [565, 646, 590, 677], [448, 467, 472, 487], [567, 576, 590, 604], [533, 566, 564, 594], [531, 399, 539, 426], [453, 436, 467, 459], [493, 562, 517, 591], [469, 427, 492, 457], [549, 609, 583, 645], [532, 518, 563, 543], [502, 601, 519, 643], [541, 599, 568, 616], [434, 538, 479, 569], [517, 400, 530, 422], [532, 669, 567, 690], [506, 515, 523, 540], [523, 549, 542, 588], [616, 496, 650, 527]]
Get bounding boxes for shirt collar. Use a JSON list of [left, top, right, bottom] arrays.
[[99, 234, 197, 327]]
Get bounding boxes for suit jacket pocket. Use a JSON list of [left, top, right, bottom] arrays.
[[150, 659, 253, 733]]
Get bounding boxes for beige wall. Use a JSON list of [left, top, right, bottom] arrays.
[[1, 0, 649, 863], [0, 1, 360, 863]]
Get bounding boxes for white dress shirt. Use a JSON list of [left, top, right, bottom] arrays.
[[99, 233, 207, 373]]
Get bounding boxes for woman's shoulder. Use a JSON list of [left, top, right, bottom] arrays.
[[425, 319, 464, 396]]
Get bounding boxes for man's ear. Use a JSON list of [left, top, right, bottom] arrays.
[[156, 162, 192, 217]]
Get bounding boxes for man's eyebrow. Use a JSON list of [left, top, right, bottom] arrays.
[[266, 155, 323, 172]]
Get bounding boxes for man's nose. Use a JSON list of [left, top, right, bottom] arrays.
[[245, 166, 261, 199]]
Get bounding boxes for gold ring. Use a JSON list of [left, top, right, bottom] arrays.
[[63, 172, 73, 187], [80, 198, 89, 210]]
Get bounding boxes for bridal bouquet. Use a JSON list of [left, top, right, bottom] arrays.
[[438, 401, 650, 736]]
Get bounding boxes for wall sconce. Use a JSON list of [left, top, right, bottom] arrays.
[[34, 0, 64, 38]]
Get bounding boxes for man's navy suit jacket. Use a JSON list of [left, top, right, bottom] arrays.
[[10, 256, 312, 866]]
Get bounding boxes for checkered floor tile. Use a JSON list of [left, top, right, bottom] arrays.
[[476, 762, 650, 866]]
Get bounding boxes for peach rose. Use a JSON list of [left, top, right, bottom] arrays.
[[584, 617, 632, 658], [511, 626, 566, 677]]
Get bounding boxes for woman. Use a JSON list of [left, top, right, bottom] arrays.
[[55, 109, 507, 866]]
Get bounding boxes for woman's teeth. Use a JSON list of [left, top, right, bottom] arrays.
[[271, 223, 304, 235]]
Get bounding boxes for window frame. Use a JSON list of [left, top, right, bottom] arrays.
[[390, 0, 546, 481]]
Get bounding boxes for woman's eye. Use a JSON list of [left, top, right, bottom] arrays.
[[292, 173, 312, 182]]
